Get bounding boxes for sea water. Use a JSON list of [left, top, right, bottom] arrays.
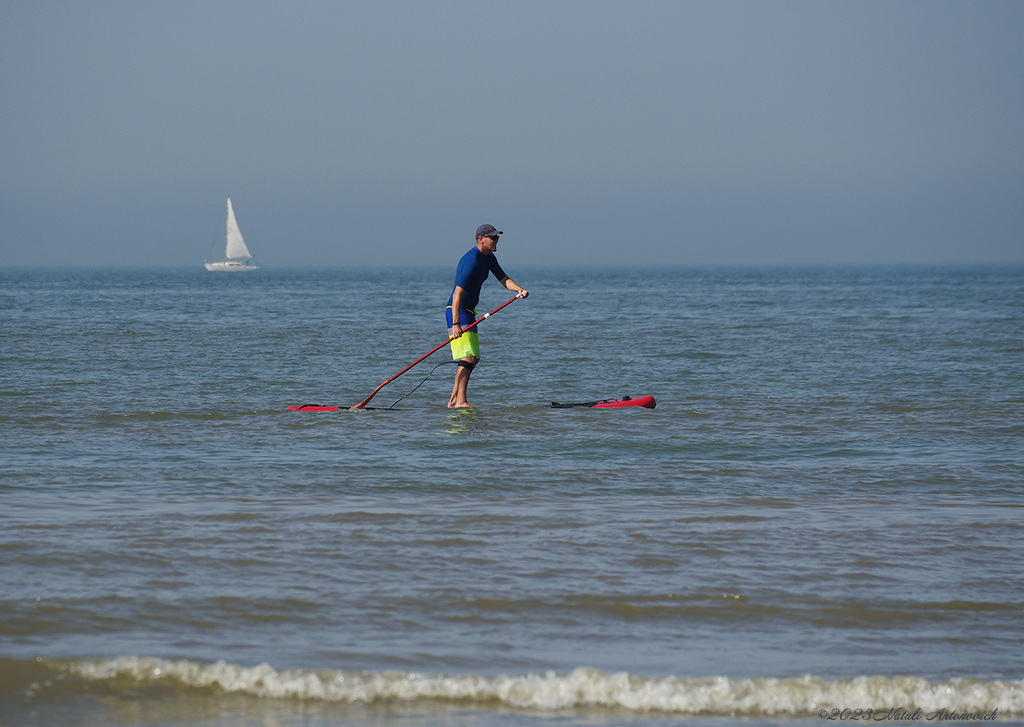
[[1, 265, 1022, 726]]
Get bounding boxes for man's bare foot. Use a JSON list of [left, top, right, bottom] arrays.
[[447, 401, 473, 408]]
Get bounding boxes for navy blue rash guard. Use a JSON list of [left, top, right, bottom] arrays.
[[445, 247, 508, 326]]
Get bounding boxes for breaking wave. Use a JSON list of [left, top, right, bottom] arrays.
[[28, 657, 1024, 717]]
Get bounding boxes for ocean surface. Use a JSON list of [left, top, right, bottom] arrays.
[[1, 264, 1022, 726]]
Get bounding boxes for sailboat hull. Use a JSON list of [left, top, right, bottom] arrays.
[[204, 260, 259, 271]]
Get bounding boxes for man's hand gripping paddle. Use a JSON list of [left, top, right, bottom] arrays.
[[350, 292, 525, 410]]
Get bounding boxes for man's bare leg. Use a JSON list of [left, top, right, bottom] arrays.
[[448, 357, 478, 408]]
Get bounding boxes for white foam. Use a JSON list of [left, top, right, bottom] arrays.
[[61, 658, 1024, 716]]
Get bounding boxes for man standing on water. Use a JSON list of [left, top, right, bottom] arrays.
[[446, 224, 529, 408]]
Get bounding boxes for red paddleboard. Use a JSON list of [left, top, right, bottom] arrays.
[[286, 404, 392, 411], [551, 395, 656, 409], [288, 395, 658, 411]]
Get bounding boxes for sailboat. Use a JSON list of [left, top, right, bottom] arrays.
[[204, 197, 259, 271]]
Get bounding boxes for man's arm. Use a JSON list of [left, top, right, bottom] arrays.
[[451, 286, 465, 337], [500, 277, 529, 298]]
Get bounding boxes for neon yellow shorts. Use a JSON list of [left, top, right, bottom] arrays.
[[450, 331, 480, 360]]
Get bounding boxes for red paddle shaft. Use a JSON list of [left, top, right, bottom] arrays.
[[351, 293, 524, 410]]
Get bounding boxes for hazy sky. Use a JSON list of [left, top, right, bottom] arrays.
[[2, 0, 1022, 268]]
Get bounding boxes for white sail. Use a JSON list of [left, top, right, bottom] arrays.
[[205, 197, 258, 271], [224, 197, 252, 259]]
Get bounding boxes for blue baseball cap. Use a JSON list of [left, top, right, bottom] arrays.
[[476, 224, 503, 238]]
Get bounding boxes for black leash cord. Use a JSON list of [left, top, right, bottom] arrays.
[[386, 360, 459, 409]]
